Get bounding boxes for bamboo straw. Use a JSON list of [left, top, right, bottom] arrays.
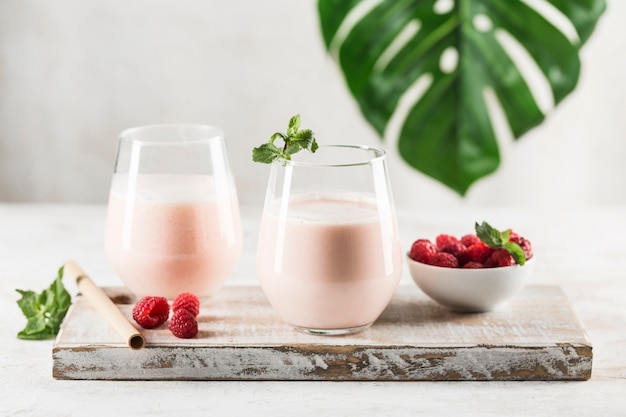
[[63, 260, 145, 350]]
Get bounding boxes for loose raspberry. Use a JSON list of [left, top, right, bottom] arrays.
[[485, 249, 515, 268], [168, 309, 198, 338], [427, 252, 459, 268], [459, 241, 493, 265], [460, 234, 480, 247], [463, 261, 484, 269], [435, 234, 460, 250], [518, 237, 533, 260], [409, 239, 437, 263], [132, 296, 170, 329], [172, 292, 200, 317]]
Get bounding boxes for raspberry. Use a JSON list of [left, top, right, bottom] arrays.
[[435, 234, 460, 250], [463, 261, 484, 269], [460, 234, 480, 247], [427, 252, 459, 268], [439, 241, 466, 258], [409, 239, 437, 263], [459, 241, 493, 265], [132, 296, 170, 329], [172, 292, 200, 317], [518, 237, 533, 260], [485, 249, 515, 268], [508, 230, 520, 243], [168, 309, 198, 338]]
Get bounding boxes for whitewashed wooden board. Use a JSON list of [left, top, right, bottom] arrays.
[[52, 285, 592, 381]]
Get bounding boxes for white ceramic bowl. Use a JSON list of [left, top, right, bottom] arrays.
[[407, 255, 535, 313]]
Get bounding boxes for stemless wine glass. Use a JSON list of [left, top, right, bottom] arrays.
[[104, 124, 242, 299], [256, 144, 402, 335]]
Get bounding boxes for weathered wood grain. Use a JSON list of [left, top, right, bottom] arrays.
[[52, 285, 592, 381]]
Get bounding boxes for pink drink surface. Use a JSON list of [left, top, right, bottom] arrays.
[[257, 195, 402, 330], [105, 174, 242, 298]]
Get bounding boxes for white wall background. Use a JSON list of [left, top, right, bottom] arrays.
[[1, 0, 624, 209]]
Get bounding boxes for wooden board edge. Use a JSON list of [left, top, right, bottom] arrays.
[[52, 342, 593, 381]]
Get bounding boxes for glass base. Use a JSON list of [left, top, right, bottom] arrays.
[[293, 322, 373, 336]]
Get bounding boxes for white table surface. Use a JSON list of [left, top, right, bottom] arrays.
[[1, 203, 625, 416]]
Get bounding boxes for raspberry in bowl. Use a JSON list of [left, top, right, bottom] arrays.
[[406, 222, 535, 313]]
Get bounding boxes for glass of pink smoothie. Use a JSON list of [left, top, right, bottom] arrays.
[[256, 145, 402, 335], [105, 125, 242, 299]]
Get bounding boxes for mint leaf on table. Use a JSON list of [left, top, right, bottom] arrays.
[[252, 114, 318, 163], [475, 221, 526, 266], [16, 265, 72, 340]]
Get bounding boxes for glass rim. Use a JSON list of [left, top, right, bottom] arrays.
[[280, 144, 386, 167], [119, 124, 224, 146]]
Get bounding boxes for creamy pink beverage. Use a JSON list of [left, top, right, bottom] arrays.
[[257, 195, 402, 331], [105, 174, 242, 298]]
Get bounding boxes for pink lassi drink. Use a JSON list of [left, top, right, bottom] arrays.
[[257, 193, 402, 332], [105, 173, 242, 299]]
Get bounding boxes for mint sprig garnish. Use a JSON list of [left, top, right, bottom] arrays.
[[16, 265, 72, 340], [475, 221, 526, 266], [252, 114, 318, 164]]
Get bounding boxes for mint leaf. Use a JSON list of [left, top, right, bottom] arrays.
[[252, 114, 318, 163], [287, 114, 301, 137], [475, 221, 505, 247], [270, 132, 286, 143], [291, 129, 314, 148], [504, 241, 526, 266], [16, 266, 72, 340], [252, 142, 283, 164], [475, 221, 526, 266]]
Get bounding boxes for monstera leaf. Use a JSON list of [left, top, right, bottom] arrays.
[[318, 0, 606, 195]]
